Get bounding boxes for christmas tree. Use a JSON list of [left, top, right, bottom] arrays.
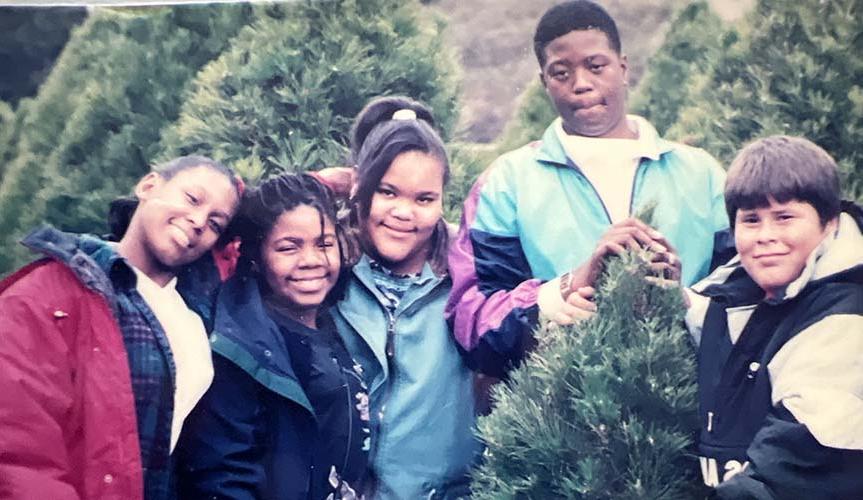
[[157, 0, 457, 182], [0, 4, 253, 272], [471, 248, 705, 499], [665, 0, 863, 201]]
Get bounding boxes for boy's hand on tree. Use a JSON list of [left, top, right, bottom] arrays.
[[646, 242, 682, 283], [567, 218, 672, 292], [547, 287, 596, 325]]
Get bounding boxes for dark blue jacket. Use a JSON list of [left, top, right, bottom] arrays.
[[176, 275, 369, 500]]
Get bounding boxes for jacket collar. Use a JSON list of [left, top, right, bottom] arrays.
[[211, 274, 314, 411], [535, 115, 675, 168], [351, 253, 442, 303], [21, 225, 128, 306], [21, 224, 221, 325]]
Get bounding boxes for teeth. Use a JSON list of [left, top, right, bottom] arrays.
[[171, 225, 190, 247]]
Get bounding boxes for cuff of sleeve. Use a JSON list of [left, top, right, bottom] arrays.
[[537, 277, 566, 321]]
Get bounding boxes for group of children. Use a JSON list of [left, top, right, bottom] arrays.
[[1, 1, 861, 499]]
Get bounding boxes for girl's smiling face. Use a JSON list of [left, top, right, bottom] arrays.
[[261, 204, 341, 327], [365, 150, 445, 275], [130, 165, 239, 280]]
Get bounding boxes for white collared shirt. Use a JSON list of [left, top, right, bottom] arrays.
[[555, 115, 664, 223], [131, 267, 214, 453]]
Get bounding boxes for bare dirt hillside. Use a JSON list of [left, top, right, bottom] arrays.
[[432, 0, 754, 142]]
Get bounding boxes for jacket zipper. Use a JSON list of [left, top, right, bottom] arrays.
[[370, 308, 397, 470], [566, 157, 647, 224]]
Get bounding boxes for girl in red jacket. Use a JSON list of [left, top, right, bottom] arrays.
[[0, 156, 242, 500]]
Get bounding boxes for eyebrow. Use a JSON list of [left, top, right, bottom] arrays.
[[273, 233, 337, 244]]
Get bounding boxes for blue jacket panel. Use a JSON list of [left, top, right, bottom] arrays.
[[176, 275, 368, 500], [333, 256, 481, 500]]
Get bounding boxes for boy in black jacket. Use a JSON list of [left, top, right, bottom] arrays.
[[684, 136, 863, 499]]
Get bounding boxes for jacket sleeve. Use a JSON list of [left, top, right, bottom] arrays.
[[175, 354, 267, 500], [0, 273, 80, 500], [445, 168, 542, 378], [717, 313, 863, 499]]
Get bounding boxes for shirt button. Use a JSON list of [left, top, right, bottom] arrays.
[[103, 474, 113, 484], [264, 349, 272, 357]]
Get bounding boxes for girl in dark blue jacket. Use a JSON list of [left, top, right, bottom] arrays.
[[176, 174, 369, 500]]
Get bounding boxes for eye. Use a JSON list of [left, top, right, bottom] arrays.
[[417, 196, 436, 205], [376, 187, 396, 198], [185, 192, 200, 205], [276, 245, 299, 253], [551, 69, 569, 81], [740, 213, 760, 224], [208, 219, 223, 234], [589, 62, 605, 73]]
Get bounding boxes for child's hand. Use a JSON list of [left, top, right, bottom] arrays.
[[567, 218, 671, 290], [646, 242, 681, 283], [549, 286, 597, 325], [312, 166, 356, 198]]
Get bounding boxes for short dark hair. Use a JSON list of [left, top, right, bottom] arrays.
[[107, 155, 242, 241], [533, 0, 621, 68], [725, 135, 841, 228], [350, 95, 450, 274]]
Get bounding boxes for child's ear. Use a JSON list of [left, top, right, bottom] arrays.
[[538, 71, 547, 89], [134, 172, 163, 201]]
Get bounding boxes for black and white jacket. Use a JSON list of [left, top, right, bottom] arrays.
[[685, 202, 863, 500]]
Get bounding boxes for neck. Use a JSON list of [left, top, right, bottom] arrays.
[[116, 226, 175, 288]]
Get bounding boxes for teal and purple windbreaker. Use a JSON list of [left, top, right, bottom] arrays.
[[445, 121, 732, 377]]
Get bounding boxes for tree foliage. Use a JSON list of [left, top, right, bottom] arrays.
[[158, 0, 458, 183], [0, 6, 87, 104], [629, 1, 731, 136], [472, 250, 705, 499], [664, 0, 863, 200], [0, 5, 254, 273]]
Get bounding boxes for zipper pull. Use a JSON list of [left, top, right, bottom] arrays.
[[707, 411, 714, 433], [385, 315, 396, 358]]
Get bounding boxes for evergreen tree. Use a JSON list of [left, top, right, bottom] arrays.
[[495, 81, 557, 155], [0, 5, 253, 273], [666, 0, 863, 200], [629, 2, 732, 136], [0, 6, 87, 104], [471, 250, 705, 499], [158, 0, 458, 183]]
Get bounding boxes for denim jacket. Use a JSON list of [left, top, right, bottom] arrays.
[[333, 255, 481, 499]]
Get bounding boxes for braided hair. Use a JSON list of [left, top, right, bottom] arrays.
[[229, 172, 356, 300]]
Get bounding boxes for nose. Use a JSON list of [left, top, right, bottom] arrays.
[[389, 198, 413, 220], [186, 208, 206, 235], [572, 66, 593, 94], [756, 220, 779, 243], [298, 245, 326, 267]]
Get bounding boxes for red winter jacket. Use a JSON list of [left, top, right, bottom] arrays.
[[0, 259, 143, 500]]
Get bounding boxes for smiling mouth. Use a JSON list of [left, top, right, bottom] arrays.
[[290, 276, 328, 282], [382, 223, 415, 234], [169, 224, 193, 248]]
